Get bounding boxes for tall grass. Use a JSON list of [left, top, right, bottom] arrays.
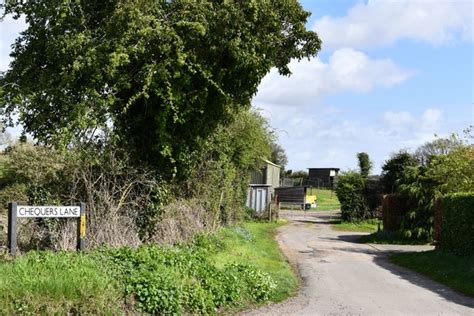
[[0, 251, 120, 314]]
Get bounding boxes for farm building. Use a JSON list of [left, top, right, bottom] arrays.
[[246, 159, 281, 214], [307, 168, 340, 188]]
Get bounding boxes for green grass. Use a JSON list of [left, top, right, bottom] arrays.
[[210, 221, 298, 302], [330, 218, 381, 233], [0, 251, 121, 314], [358, 230, 430, 245], [0, 221, 297, 314], [390, 250, 474, 297], [306, 188, 340, 211]]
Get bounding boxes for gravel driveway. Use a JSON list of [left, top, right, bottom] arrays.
[[241, 210, 474, 316]]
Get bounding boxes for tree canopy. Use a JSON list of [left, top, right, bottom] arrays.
[[381, 151, 418, 193], [0, 0, 321, 179]]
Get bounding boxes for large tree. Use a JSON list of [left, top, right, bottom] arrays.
[[0, 0, 321, 179]]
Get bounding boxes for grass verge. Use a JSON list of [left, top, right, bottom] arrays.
[[330, 218, 381, 233], [0, 221, 296, 314], [390, 250, 474, 297], [210, 221, 298, 302]]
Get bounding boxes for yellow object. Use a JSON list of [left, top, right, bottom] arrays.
[[80, 215, 86, 237], [306, 195, 317, 204]]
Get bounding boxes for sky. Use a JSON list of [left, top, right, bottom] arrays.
[[1, 0, 473, 173], [253, 0, 474, 173]]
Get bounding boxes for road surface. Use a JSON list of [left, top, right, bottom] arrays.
[[242, 210, 474, 316]]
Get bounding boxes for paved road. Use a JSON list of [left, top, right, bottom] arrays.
[[243, 210, 474, 316]]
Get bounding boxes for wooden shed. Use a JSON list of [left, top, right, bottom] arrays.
[[307, 167, 339, 188]]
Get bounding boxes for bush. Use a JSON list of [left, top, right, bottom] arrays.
[[335, 171, 370, 221], [441, 192, 474, 256], [101, 236, 277, 314]]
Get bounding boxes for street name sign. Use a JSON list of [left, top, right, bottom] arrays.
[[7, 202, 86, 256], [17, 205, 81, 218]]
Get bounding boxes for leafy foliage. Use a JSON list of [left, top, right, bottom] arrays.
[[102, 232, 276, 314], [426, 146, 474, 193], [395, 140, 473, 241], [397, 166, 438, 240], [414, 135, 463, 166], [441, 192, 474, 256], [1, 0, 321, 180], [183, 109, 274, 224], [381, 151, 418, 193], [357, 152, 372, 178], [335, 171, 370, 221], [0, 223, 286, 314]]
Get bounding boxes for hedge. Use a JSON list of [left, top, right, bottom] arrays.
[[441, 192, 474, 256]]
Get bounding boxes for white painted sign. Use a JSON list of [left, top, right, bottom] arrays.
[[17, 205, 81, 218]]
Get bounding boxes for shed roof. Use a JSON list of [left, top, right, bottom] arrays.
[[262, 158, 281, 169]]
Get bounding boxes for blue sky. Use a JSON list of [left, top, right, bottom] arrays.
[[253, 0, 473, 173], [1, 0, 473, 173]]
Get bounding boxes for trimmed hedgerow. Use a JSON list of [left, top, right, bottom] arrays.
[[441, 192, 474, 256]]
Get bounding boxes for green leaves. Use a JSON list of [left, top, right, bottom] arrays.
[[335, 171, 370, 222], [1, 0, 320, 180]]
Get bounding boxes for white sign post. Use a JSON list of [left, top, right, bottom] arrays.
[[7, 202, 86, 256]]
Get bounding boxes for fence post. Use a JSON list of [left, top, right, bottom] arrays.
[[7, 202, 18, 256], [76, 202, 86, 251]]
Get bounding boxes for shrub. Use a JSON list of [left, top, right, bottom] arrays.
[[335, 171, 369, 221], [441, 192, 474, 256], [101, 237, 277, 314], [227, 263, 276, 301], [126, 267, 183, 314], [381, 151, 418, 194]]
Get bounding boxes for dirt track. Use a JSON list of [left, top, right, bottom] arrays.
[[242, 210, 474, 316]]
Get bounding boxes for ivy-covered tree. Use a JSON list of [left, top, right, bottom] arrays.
[[0, 0, 321, 179], [356, 152, 372, 178]]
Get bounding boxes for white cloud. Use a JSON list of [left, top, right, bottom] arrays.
[[422, 108, 442, 125], [254, 48, 414, 106], [383, 111, 416, 127], [313, 0, 473, 50], [382, 108, 443, 133], [256, 103, 462, 174], [0, 15, 26, 71]]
